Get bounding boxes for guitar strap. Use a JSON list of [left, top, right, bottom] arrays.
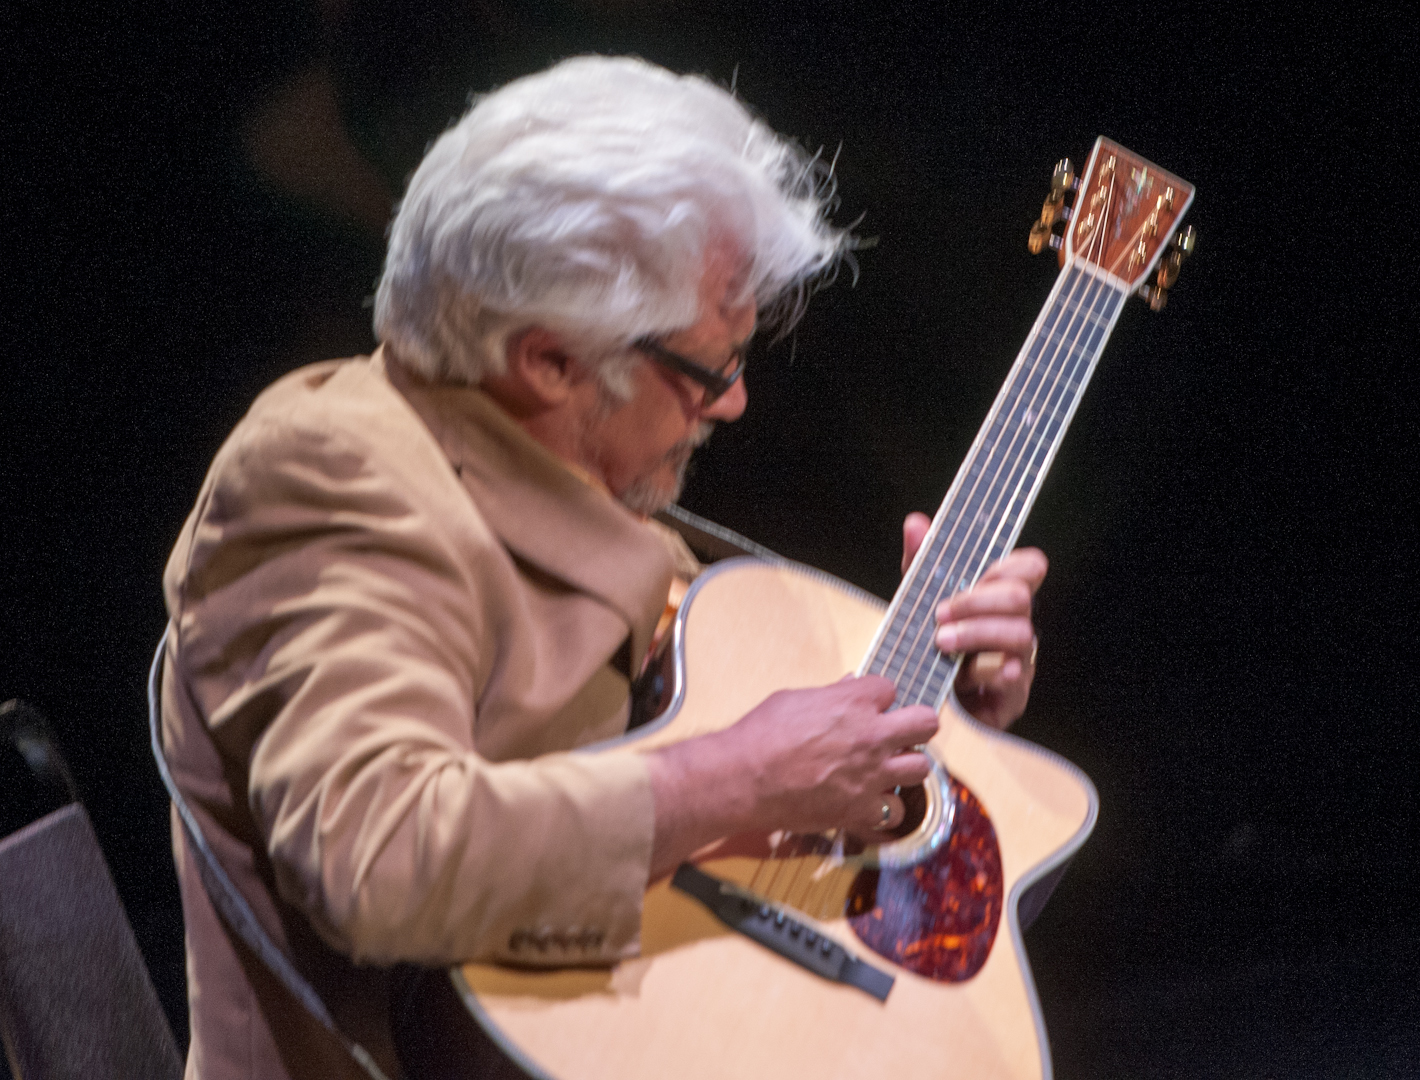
[[653, 503, 785, 566], [146, 625, 393, 1080]]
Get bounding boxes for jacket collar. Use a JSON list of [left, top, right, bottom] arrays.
[[380, 348, 673, 666]]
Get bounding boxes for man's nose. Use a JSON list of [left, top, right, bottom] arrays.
[[701, 373, 747, 422]]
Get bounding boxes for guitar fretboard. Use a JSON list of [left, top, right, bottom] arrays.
[[862, 264, 1128, 708]]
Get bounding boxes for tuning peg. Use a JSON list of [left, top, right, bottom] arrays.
[[1151, 225, 1195, 292], [1156, 249, 1182, 288], [1028, 219, 1051, 254], [1028, 219, 1064, 254], [1040, 194, 1065, 227], [1039, 158, 1077, 228], [1137, 283, 1168, 311], [1031, 158, 1077, 253]]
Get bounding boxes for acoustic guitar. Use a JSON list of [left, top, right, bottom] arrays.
[[452, 137, 1196, 1080]]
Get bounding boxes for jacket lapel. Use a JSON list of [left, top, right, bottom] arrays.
[[382, 350, 673, 668]]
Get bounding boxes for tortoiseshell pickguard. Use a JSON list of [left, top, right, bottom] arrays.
[[845, 777, 1003, 982]]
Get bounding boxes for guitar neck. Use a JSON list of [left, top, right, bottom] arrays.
[[861, 262, 1129, 708]]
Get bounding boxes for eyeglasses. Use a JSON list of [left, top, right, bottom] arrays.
[[633, 337, 747, 406]]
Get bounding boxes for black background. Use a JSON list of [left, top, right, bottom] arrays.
[[3, 1, 1417, 1076]]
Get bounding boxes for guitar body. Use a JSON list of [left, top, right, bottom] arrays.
[[457, 557, 1098, 1080], [454, 136, 1195, 1079]]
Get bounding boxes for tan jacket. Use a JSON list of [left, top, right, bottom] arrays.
[[161, 349, 674, 1078]]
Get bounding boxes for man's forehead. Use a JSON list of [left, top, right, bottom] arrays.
[[699, 237, 755, 310]]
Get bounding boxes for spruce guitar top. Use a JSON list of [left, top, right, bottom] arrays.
[[455, 137, 1196, 1080]]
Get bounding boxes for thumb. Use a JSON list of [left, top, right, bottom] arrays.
[[902, 512, 931, 575]]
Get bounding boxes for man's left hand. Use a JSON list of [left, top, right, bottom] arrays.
[[901, 512, 1047, 730]]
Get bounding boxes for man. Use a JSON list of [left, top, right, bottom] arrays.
[[161, 56, 1045, 1078]]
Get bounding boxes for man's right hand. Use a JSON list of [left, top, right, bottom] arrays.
[[644, 675, 939, 880]]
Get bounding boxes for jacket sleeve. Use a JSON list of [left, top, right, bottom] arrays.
[[166, 406, 656, 967]]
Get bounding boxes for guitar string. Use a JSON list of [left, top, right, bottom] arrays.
[[915, 285, 1120, 700], [798, 833, 838, 914], [897, 156, 1164, 703], [739, 266, 1104, 906], [747, 843, 772, 893], [864, 264, 1098, 689], [894, 303, 1105, 703], [874, 266, 1104, 700], [776, 835, 822, 911], [770, 832, 823, 907], [1099, 172, 1167, 281], [881, 159, 1130, 705], [798, 835, 845, 918], [851, 162, 1171, 908], [804, 874, 837, 921], [752, 835, 798, 897], [766, 840, 803, 906], [867, 261, 1101, 688], [958, 280, 1116, 574], [804, 834, 833, 898], [757, 835, 795, 901], [902, 281, 1121, 705], [741, 157, 1155, 910], [904, 153, 1128, 647], [784, 853, 815, 911], [890, 274, 1118, 706], [881, 270, 1105, 702], [739, 268, 1101, 906]]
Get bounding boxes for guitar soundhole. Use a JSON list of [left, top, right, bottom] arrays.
[[846, 777, 1003, 982], [883, 782, 929, 840]]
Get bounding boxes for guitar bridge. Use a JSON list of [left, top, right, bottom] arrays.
[[671, 864, 895, 1002]]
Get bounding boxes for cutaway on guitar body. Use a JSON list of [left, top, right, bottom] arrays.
[[459, 558, 1098, 1080]]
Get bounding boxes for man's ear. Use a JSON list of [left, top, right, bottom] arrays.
[[488, 327, 578, 415]]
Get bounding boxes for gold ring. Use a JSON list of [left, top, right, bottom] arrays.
[[1029, 636, 1039, 667], [878, 800, 893, 828]]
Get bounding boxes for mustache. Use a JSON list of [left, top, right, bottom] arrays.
[[617, 422, 716, 516], [660, 421, 715, 467]]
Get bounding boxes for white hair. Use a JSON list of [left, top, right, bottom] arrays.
[[374, 55, 849, 393]]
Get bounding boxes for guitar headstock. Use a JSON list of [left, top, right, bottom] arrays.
[[1030, 137, 1196, 308]]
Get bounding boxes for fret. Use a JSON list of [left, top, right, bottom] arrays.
[[863, 265, 1128, 707]]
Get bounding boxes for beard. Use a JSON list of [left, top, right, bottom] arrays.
[[618, 422, 714, 516]]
